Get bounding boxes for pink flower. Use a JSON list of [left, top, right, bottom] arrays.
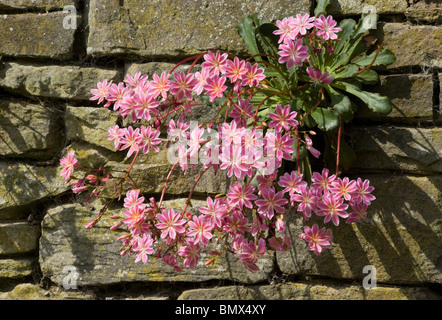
[[268, 104, 298, 131], [124, 71, 148, 88], [237, 238, 266, 271], [119, 93, 140, 122], [193, 67, 210, 95], [167, 117, 190, 142], [300, 224, 332, 255], [329, 177, 357, 201], [204, 74, 227, 102], [219, 121, 245, 146], [240, 62, 266, 87], [350, 178, 376, 205], [225, 56, 248, 83], [224, 211, 250, 236], [134, 90, 160, 121], [316, 194, 349, 226], [346, 202, 368, 223], [90, 79, 112, 105], [255, 188, 288, 219], [187, 215, 213, 246], [292, 13, 315, 36], [278, 171, 307, 196], [169, 71, 197, 101], [106, 82, 129, 111], [199, 196, 228, 228], [256, 173, 277, 193], [219, 145, 248, 179], [133, 234, 154, 264], [149, 71, 171, 101], [314, 15, 342, 41], [273, 16, 298, 43], [268, 235, 291, 251], [187, 126, 205, 157], [124, 189, 145, 210], [227, 182, 257, 210], [177, 241, 200, 269], [265, 130, 295, 161], [119, 126, 142, 158], [306, 67, 334, 84], [60, 150, 78, 182], [155, 208, 186, 240], [311, 168, 336, 194], [108, 125, 124, 150], [122, 204, 145, 230], [201, 50, 229, 76], [228, 99, 256, 127], [139, 125, 161, 154], [291, 186, 319, 220], [305, 134, 321, 158], [277, 38, 309, 69]]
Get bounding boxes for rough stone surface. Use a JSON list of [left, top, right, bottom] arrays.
[[0, 12, 79, 59], [0, 222, 40, 255], [0, 258, 34, 279], [327, 0, 409, 15], [39, 198, 274, 287], [0, 62, 120, 101], [0, 162, 69, 214], [0, 99, 62, 160], [276, 175, 442, 285], [86, 0, 311, 58], [65, 106, 120, 151], [357, 74, 435, 122], [0, 1, 76, 11], [0, 284, 96, 300], [371, 23, 441, 69], [405, 1, 442, 23], [348, 125, 442, 173], [178, 282, 441, 300]]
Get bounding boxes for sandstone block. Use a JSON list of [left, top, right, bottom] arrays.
[[0, 1, 76, 11], [327, 0, 408, 16], [0, 62, 120, 101], [0, 12, 79, 59], [0, 258, 34, 279], [0, 99, 62, 160], [0, 222, 40, 255], [86, 0, 311, 58]]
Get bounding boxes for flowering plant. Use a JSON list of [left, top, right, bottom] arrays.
[[60, 1, 393, 272]]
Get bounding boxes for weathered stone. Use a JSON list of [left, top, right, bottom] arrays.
[[66, 106, 120, 151], [125, 62, 193, 79], [327, 0, 408, 16], [0, 284, 96, 300], [0, 99, 62, 160], [405, 1, 442, 23], [370, 23, 441, 69], [276, 175, 442, 285], [86, 0, 311, 58], [0, 62, 120, 100], [356, 74, 434, 122], [0, 222, 40, 255], [39, 198, 273, 286], [178, 282, 441, 300], [0, 1, 76, 11], [348, 125, 441, 173], [0, 162, 69, 213], [0, 12, 79, 59], [0, 258, 34, 279]]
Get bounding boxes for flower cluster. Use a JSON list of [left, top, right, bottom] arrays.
[[59, 10, 379, 272]]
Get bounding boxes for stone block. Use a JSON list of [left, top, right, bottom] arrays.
[[276, 175, 442, 285], [356, 74, 435, 122], [0, 11, 79, 59], [405, 1, 442, 24], [348, 125, 441, 173], [327, 0, 408, 16], [0, 258, 34, 279], [86, 0, 311, 58], [0, 99, 62, 160], [0, 0, 76, 11], [0, 62, 120, 101], [0, 222, 40, 255], [39, 198, 274, 286], [0, 284, 96, 300], [178, 282, 441, 300], [370, 23, 441, 69]]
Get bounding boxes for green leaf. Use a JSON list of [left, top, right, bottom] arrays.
[[333, 64, 359, 79], [335, 19, 357, 54], [333, 81, 392, 114], [314, 0, 331, 16], [311, 107, 340, 131], [324, 85, 354, 122], [237, 14, 261, 61], [342, 13, 379, 60], [354, 69, 379, 85], [353, 49, 396, 67]]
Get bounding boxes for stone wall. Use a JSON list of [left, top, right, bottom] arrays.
[[0, 0, 440, 300]]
